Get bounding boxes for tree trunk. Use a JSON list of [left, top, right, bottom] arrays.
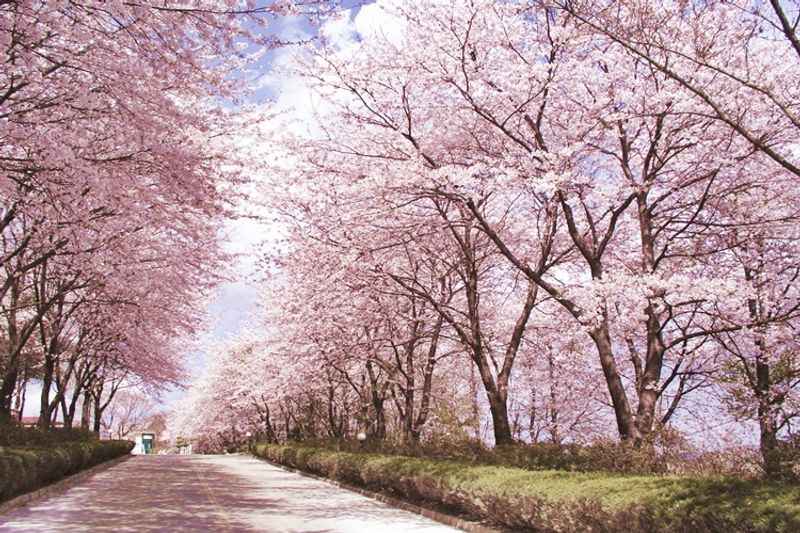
[[590, 323, 638, 442], [80, 389, 91, 430], [632, 192, 667, 443], [410, 324, 439, 443], [486, 391, 514, 445], [38, 354, 56, 429], [403, 341, 416, 444], [756, 357, 783, 477], [547, 351, 560, 444], [93, 394, 103, 433], [759, 396, 781, 477], [372, 397, 386, 440], [469, 364, 480, 438], [13, 365, 28, 422], [0, 281, 20, 415], [263, 405, 277, 443], [326, 383, 342, 438], [366, 359, 387, 440]]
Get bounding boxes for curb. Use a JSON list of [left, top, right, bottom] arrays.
[[249, 453, 503, 533], [0, 454, 132, 517]]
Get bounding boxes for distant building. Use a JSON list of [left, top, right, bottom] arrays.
[[175, 436, 193, 455], [20, 416, 38, 427], [18, 415, 64, 428], [131, 429, 159, 455]]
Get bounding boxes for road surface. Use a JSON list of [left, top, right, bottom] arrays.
[[0, 454, 461, 532]]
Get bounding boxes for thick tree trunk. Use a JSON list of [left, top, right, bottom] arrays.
[[63, 402, 75, 429], [372, 397, 386, 440], [38, 354, 56, 429], [486, 391, 514, 445], [93, 393, 103, 433], [366, 360, 387, 440], [634, 310, 667, 442], [80, 389, 91, 430], [759, 398, 781, 477], [471, 353, 514, 445], [0, 279, 20, 415], [756, 358, 783, 477], [409, 327, 439, 444], [590, 323, 638, 442], [633, 193, 667, 443], [263, 405, 278, 444]]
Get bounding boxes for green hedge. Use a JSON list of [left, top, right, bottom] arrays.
[[0, 440, 134, 502], [0, 423, 99, 447], [0, 424, 97, 448], [252, 443, 800, 533]]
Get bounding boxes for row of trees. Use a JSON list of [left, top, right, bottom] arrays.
[[0, 1, 331, 431], [178, 0, 800, 477]]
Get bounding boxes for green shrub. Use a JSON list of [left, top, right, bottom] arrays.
[[252, 442, 800, 533], [772, 436, 800, 481], [302, 434, 764, 478], [0, 422, 98, 448], [0, 440, 134, 502]]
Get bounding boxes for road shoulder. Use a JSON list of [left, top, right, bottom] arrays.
[[249, 453, 502, 533]]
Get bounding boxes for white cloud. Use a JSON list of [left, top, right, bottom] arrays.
[[319, 9, 356, 47], [275, 14, 312, 42], [354, 1, 405, 45], [317, 1, 406, 51]]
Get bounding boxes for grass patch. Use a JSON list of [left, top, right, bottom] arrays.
[[252, 442, 800, 532]]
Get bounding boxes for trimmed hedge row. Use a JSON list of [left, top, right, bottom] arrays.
[[0, 424, 99, 448], [252, 443, 800, 533], [0, 440, 134, 502]]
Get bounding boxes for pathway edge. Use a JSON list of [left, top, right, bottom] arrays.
[[0, 454, 132, 517], [248, 453, 503, 533]]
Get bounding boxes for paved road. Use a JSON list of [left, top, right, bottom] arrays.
[[0, 454, 461, 532]]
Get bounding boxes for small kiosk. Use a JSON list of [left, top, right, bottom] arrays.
[[132, 430, 158, 455]]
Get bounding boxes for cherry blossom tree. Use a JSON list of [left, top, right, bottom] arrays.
[[162, 0, 800, 480], [0, 1, 341, 427]]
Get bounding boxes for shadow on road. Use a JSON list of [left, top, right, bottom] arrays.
[[0, 454, 457, 532]]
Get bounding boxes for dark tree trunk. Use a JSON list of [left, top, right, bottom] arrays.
[[590, 324, 638, 442], [756, 358, 782, 477], [38, 354, 56, 429], [486, 392, 514, 445], [13, 365, 28, 422], [0, 280, 20, 415], [366, 359, 388, 440], [92, 393, 102, 433], [372, 397, 386, 440], [80, 389, 91, 430]]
